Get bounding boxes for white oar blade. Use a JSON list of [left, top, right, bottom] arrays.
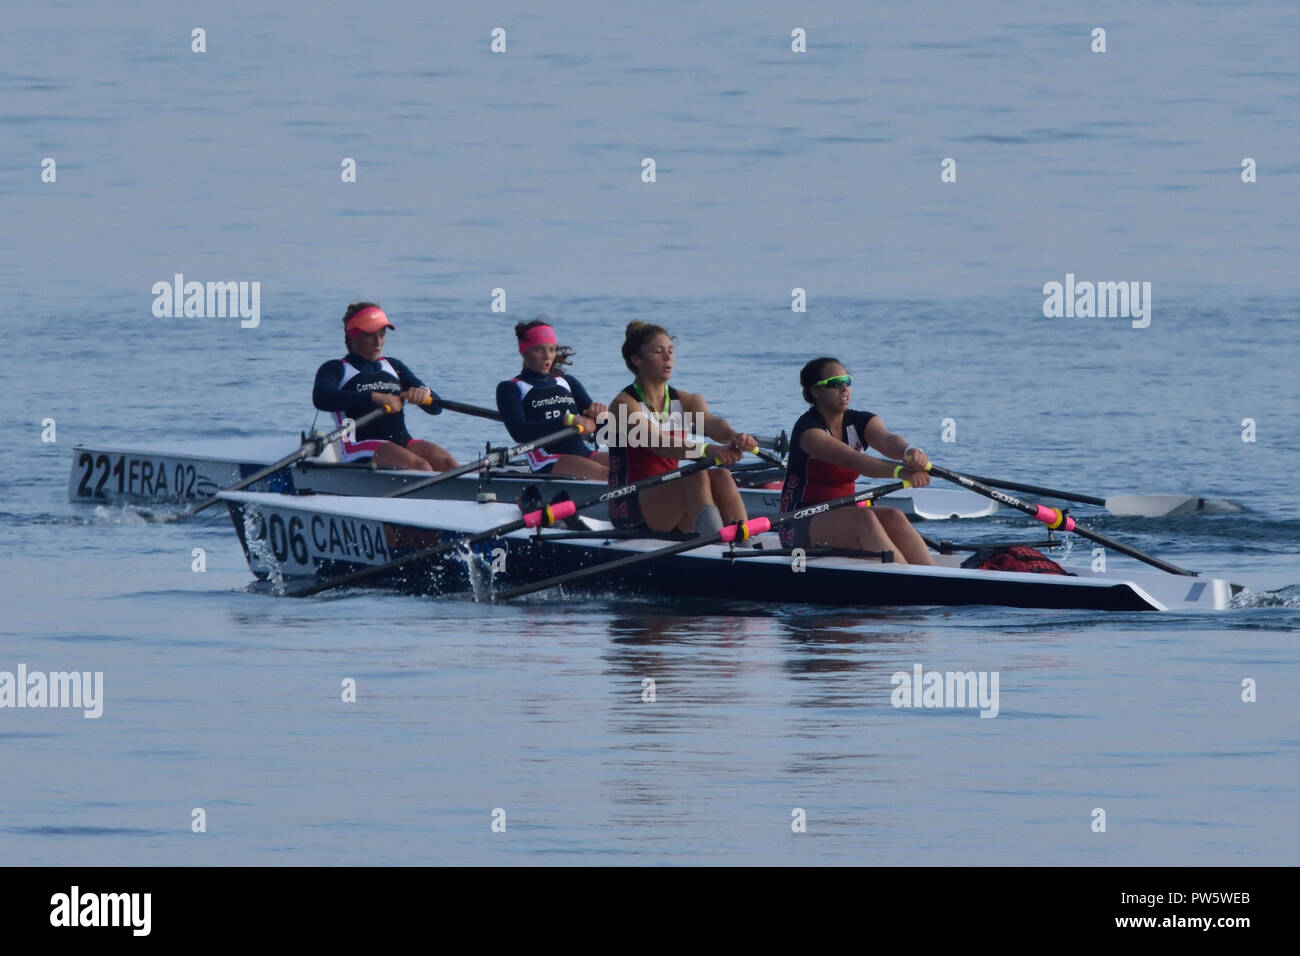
[[1104, 494, 1202, 517], [881, 489, 999, 520]]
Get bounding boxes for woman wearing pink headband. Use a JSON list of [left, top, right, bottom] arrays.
[[494, 317, 609, 479], [311, 301, 458, 471]]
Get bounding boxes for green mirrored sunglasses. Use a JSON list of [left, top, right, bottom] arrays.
[[814, 374, 853, 389]]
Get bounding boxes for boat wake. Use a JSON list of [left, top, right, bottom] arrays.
[[1200, 498, 1248, 514], [25, 505, 159, 527], [1230, 585, 1300, 609], [242, 509, 286, 595]]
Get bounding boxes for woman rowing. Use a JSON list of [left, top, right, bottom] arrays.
[[495, 318, 609, 479], [779, 357, 934, 565], [312, 302, 459, 471], [607, 320, 757, 536]]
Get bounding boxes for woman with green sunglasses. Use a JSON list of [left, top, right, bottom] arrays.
[[778, 357, 934, 564]]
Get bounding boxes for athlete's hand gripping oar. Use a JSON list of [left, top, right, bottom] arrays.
[[382, 415, 591, 499], [287, 454, 729, 598], [959, 473, 1208, 518], [926, 464, 1197, 576], [492, 479, 911, 601], [181, 405, 393, 517]]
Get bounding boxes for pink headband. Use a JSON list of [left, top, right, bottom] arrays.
[[518, 324, 557, 354]]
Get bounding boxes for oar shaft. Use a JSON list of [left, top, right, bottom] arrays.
[[962, 474, 1106, 507], [438, 399, 503, 421], [383, 424, 584, 498], [185, 406, 390, 515], [928, 465, 1196, 576]]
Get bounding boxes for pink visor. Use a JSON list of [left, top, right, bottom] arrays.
[[345, 307, 394, 338], [518, 324, 557, 354]]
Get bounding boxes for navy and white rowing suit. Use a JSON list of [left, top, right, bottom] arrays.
[[495, 368, 598, 471], [312, 353, 441, 462]]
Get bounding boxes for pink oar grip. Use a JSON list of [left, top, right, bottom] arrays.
[[522, 499, 578, 528], [1032, 505, 1075, 531], [719, 517, 771, 542]]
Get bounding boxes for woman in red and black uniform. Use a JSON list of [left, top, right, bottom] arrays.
[[312, 302, 459, 472], [607, 320, 757, 536], [779, 357, 934, 565]]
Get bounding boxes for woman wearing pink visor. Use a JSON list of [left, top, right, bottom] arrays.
[[495, 317, 609, 479], [312, 302, 458, 471]]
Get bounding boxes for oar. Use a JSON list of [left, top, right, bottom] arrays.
[[753, 431, 789, 457], [961, 473, 1205, 518], [927, 464, 1197, 576], [382, 420, 589, 498], [437, 398, 504, 421], [287, 453, 732, 598], [181, 406, 392, 517], [492, 479, 910, 601]]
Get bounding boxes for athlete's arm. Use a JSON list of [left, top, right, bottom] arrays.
[[800, 428, 923, 482], [495, 380, 569, 443], [566, 375, 604, 437], [681, 391, 755, 457], [312, 360, 375, 418], [389, 358, 442, 415], [863, 416, 929, 479]]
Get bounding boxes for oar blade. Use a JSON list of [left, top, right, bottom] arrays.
[[883, 489, 999, 520], [1103, 494, 1203, 518]]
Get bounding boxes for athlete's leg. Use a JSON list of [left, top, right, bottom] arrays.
[[638, 469, 711, 533], [548, 454, 609, 480], [872, 507, 935, 565], [371, 442, 434, 471], [706, 469, 748, 524], [807, 507, 911, 564], [406, 439, 459, 471]]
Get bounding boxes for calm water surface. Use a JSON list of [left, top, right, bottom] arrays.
[[2, 1, 1297, 864]]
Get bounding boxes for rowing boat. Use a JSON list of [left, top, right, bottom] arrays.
[[218, 491, 1243, 611], [67, 439, 999, 519]]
